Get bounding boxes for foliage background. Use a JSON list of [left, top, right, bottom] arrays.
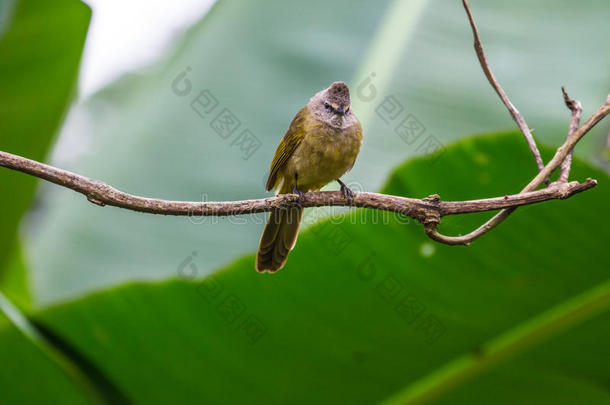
[[0, 0, 609, 403]]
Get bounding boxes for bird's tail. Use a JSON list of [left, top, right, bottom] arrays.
[[256, 198, 303, 273]]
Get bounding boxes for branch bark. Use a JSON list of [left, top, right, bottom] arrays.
[[0, 150, 597, 221], [559, 86, 582, 183]]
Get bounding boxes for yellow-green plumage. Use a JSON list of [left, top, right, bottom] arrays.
[[256, 82, 363, 272]]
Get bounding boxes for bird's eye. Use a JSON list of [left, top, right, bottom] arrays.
[[345, 106, 350, 113], [324, 102, 331, 109]]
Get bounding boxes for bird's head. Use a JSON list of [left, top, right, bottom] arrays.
[[310, 81, 354, 128], [322, 81, 351, 116]]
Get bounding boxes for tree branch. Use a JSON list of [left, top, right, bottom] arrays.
[[0, 150, 597, 222], [462, 0, 546, 179]]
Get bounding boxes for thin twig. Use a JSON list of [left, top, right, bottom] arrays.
[[0, 150, 597, 222], [462, 0, 547, 180], [426, 95, 610, 245], [559, 86, 583, 183]]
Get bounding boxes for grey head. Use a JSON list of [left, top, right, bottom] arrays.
[[308, 81, 357, 129]]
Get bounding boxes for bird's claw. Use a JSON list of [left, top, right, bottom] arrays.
[[292, 185, 306, 203], [338, 179, 355, 204], [292, 173, 306, 203]]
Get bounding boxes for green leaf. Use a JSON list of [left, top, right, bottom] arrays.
[[0, 0, 90, 276], [0, 245, 31, 311], [0, 292, 94, 404], [0, 324, 92, 404], [11, 134, 609, 404]]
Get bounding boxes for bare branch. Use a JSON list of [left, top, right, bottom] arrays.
[[559, 87, 583, 183], [426, 95, 610, 245], [462, 0, 546, 178], [0, 150, 597, 224], [0, 94, 607, 246]]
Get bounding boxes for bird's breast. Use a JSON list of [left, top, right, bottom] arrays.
[[285, 122, 362, 191]]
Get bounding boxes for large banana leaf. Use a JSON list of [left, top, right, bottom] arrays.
[[0, 322, 91, 404], [0, 0, 90, 298], [3, 134, 608, 404]]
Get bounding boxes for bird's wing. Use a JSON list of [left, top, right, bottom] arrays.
[[265, 106, 308, 191]]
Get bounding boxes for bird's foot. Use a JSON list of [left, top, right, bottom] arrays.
[[292, 173, 307, 203], [292, 183, 306, 203], [337, 179, 354, 204]]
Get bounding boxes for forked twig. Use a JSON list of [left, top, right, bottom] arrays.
[[426, 96, 610, 245], [559, 86, 583, 183], [423, 1, 607, 246]]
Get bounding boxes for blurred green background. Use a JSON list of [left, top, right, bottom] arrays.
[[0, 0, 609, 403]]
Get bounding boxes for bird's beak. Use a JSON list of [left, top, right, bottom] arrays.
[[337, 107, 346, 115]]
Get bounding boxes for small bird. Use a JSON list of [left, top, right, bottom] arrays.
[[256, 81, 363, 272]]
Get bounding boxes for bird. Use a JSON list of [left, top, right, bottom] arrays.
[[256, 81, 363, 272]]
